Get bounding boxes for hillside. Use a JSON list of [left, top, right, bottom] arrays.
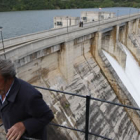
[[0, 0, 140, 12]]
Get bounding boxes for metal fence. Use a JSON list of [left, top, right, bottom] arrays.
[[34, 86, 140, 140], [0, 86, 140, 140]]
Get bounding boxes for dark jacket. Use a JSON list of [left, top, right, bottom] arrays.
[[0, 77, 54, 140]]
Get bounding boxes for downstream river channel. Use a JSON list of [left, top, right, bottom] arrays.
[[0, 7, 139, 39]]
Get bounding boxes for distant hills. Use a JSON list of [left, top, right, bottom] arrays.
[[0, 0, 140, 12]]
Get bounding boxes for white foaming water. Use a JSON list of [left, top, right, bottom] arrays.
[[103, 44, 140, 107]]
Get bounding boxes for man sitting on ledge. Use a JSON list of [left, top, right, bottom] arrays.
[[0, 59, 54, 140]]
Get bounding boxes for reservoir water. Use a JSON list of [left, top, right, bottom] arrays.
[[0, 7, 139, 39]]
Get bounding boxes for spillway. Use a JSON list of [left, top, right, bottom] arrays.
[[103, 44, 140, 107]]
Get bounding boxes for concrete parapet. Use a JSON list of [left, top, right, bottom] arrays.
[[74, 34, 92, 45], [14, 45, 60, 68]]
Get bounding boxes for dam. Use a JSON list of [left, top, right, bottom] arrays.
[[0, 12, 140, 140]]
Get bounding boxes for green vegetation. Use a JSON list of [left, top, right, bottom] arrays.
[[0, 0, 140, 12], [64, 103, 70, 109]]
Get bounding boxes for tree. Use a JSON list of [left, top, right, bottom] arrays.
[[101, 0, 114, 7], [0, 0, 140, 12]]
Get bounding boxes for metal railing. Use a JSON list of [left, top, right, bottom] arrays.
[[1, 86, 140, 139], [34, 86, 140, 140]]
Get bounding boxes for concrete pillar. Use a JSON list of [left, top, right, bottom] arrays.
[[91, 32, 102, 58], [110, 27, 117, 53], [125, 21, 132, 49], [123, 25, 127, 44], [116, 25, 119, 43], [138, 19, 140, 29], [132, 19, 139, 34], [136, 48, 140, 62], [127, 21, 132, 34], [59, 40, 74, 84], [135, 19, 139, 35], [97, 32, 102, 53], [132, 21, 135, 34], [138, 19, 140, 34], [131, 19, 139, 34], [114, 25, 119, 57]]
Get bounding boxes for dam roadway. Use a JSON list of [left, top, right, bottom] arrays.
[[0, 12, 140, 60]]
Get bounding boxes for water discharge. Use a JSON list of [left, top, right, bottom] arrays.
[[103, 44, 140, 107]]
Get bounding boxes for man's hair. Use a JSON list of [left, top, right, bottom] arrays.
[[0, 59, 16, 79]]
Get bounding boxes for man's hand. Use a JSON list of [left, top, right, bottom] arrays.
[[6, 122, 25, 140]]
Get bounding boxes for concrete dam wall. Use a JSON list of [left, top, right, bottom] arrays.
[[0, 14, 140, 140], [18, 34, 140, 140]]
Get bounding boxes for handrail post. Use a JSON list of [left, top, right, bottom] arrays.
[[85, 95, 90, 140], [0, 28, 6, 59]]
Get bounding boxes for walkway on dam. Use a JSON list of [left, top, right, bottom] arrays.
[[0, 12, 140, 57]]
